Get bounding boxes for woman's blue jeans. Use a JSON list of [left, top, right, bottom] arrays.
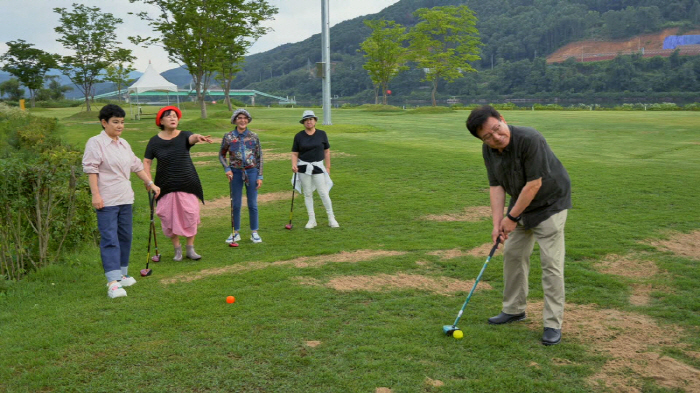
[[229, 168, 259, 231], [96, 204, 133, 282]]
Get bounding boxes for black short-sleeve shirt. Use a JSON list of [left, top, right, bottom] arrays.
[[144, 130, 204, 202], [483, 125, 571, 229], [292, 129, 330, 162]]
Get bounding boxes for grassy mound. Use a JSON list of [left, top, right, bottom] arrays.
[[406, 106, 454, 114]]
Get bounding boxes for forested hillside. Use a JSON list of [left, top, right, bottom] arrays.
[[220, 0, 700, 103]]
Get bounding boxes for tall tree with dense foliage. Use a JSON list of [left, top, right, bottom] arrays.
[[0, 78, 25, 101], [129, 0, 276, 118], [360, 20, 409, 105], [0, 40, 58, 108], [408, 5, 482, 106], [54, 3, 132, 112], [103, 49, 136, 102]]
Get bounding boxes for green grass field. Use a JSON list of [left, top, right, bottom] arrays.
[[2, 106, 699, 392]]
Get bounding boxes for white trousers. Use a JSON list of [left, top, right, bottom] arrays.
[[298, 173, 334, 219]]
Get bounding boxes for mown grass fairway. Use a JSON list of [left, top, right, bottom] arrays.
[[2, 106, 699, 392]]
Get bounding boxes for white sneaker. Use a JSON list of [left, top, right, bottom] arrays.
[[305, 219, 317, 229], [107, 282, 127, 298], [225, 233, 241, 243], [120, 275, 137, 287], [250, 232, 262, 243], [328, 217, 339, 228]]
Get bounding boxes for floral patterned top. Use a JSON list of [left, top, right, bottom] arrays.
[[218, 128, 263, 178]]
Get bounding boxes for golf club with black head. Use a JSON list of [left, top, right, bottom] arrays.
[[443, 237, 501, 337], [227, 178, 239, 247], [140, 190, 161, 277], [285, 172, 298, 230]]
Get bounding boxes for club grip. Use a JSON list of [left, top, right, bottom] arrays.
[[488, 237, 501, 258]]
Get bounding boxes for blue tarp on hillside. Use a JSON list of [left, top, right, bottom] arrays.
[[663, 35, 700, 49]]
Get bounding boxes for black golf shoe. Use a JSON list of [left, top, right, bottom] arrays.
[[487, 311, 526, 325], [542, 327, 562, 345]]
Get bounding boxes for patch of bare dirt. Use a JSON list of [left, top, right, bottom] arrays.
[[647, 230, 700, 260], [200, 192, 290, 217], [425, 377, 444, 387], [526, 302, 700, 392], [427, 242, 503, 260], [629, 284, 652, 306], [375, 388, 392, 393], [304, 341, 321, 348], [423, 206, 492, 222], [161, 250, 405, 284], [190, 152, 219, 158], [294, 273, 492, 296], [595, 254, 658, 279], [262, 149, 355, 162]]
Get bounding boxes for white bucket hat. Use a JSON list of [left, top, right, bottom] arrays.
[[299, 110, 318, 124]]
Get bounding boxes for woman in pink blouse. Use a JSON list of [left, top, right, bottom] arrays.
[[82, 104, 160, 299]]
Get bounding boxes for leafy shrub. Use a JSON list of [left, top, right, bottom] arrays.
[[0, 104, 95, 280], [683, 103, 700, 111]]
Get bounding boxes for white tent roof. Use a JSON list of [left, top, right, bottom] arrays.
[[128, 63, 177, 94]]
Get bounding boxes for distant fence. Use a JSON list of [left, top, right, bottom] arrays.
[[548, 45, 700, 63]]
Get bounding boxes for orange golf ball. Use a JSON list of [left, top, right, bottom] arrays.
[[226, 296, 235, 304]]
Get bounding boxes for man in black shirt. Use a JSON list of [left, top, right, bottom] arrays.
[[466, 105, 572, 346]]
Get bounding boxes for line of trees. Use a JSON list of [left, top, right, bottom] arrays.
[[2, 1, 278, 116], [360, 5, 482, 106]]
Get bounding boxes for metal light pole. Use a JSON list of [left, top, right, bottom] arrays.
[[321, 0, 332, 125]]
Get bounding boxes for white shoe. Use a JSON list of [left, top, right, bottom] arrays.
[[120, 275, 137, 287], [107, 282, 127, 298], [225, 233, 241, 243], [305, 219, 317, 229], [251, 232, 262, 243], [328, 217, 339, 228]]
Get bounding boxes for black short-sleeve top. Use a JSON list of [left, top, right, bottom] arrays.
[[483, 125, 571, 229], [292, 129, 330, 163], [144, 130, 204, 202]]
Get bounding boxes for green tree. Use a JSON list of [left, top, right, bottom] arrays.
[[408, 5, 482, 106], [103, 49, 136, 102], [360, 20, 409, 105], [130, 0, 276, 118], [0, 40, 58, 108], [37, 76, 73, 101], [54, 3, 131, 112], [0, 78, 25, 101]]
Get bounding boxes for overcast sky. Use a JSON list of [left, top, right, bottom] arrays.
[[0, 0, 399, 74]]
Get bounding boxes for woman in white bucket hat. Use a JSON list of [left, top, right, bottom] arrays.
[[291, 110, 338, 228]]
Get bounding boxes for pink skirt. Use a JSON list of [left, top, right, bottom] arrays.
[[156, 192, 201, 237]]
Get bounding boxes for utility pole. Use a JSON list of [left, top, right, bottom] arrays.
[[321, 0, 332, 125]]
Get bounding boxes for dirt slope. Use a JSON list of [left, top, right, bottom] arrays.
[[547, 28, 700, 63]]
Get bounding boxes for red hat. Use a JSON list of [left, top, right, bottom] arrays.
[[155, 106, 182, 127]]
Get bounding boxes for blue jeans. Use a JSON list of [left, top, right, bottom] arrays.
[[229, 168, 259, 231], [96, 204, 133, 282]]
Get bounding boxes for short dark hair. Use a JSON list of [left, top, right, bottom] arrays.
[[466, 105, 501, 139], [98, 104, 126, 129], [158, 109, 177, 130]]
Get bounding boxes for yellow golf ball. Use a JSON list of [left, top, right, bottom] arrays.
[[453, 330, 464, 339]]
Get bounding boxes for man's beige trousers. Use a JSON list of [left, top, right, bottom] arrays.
[[502, 210, 568, 329]]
